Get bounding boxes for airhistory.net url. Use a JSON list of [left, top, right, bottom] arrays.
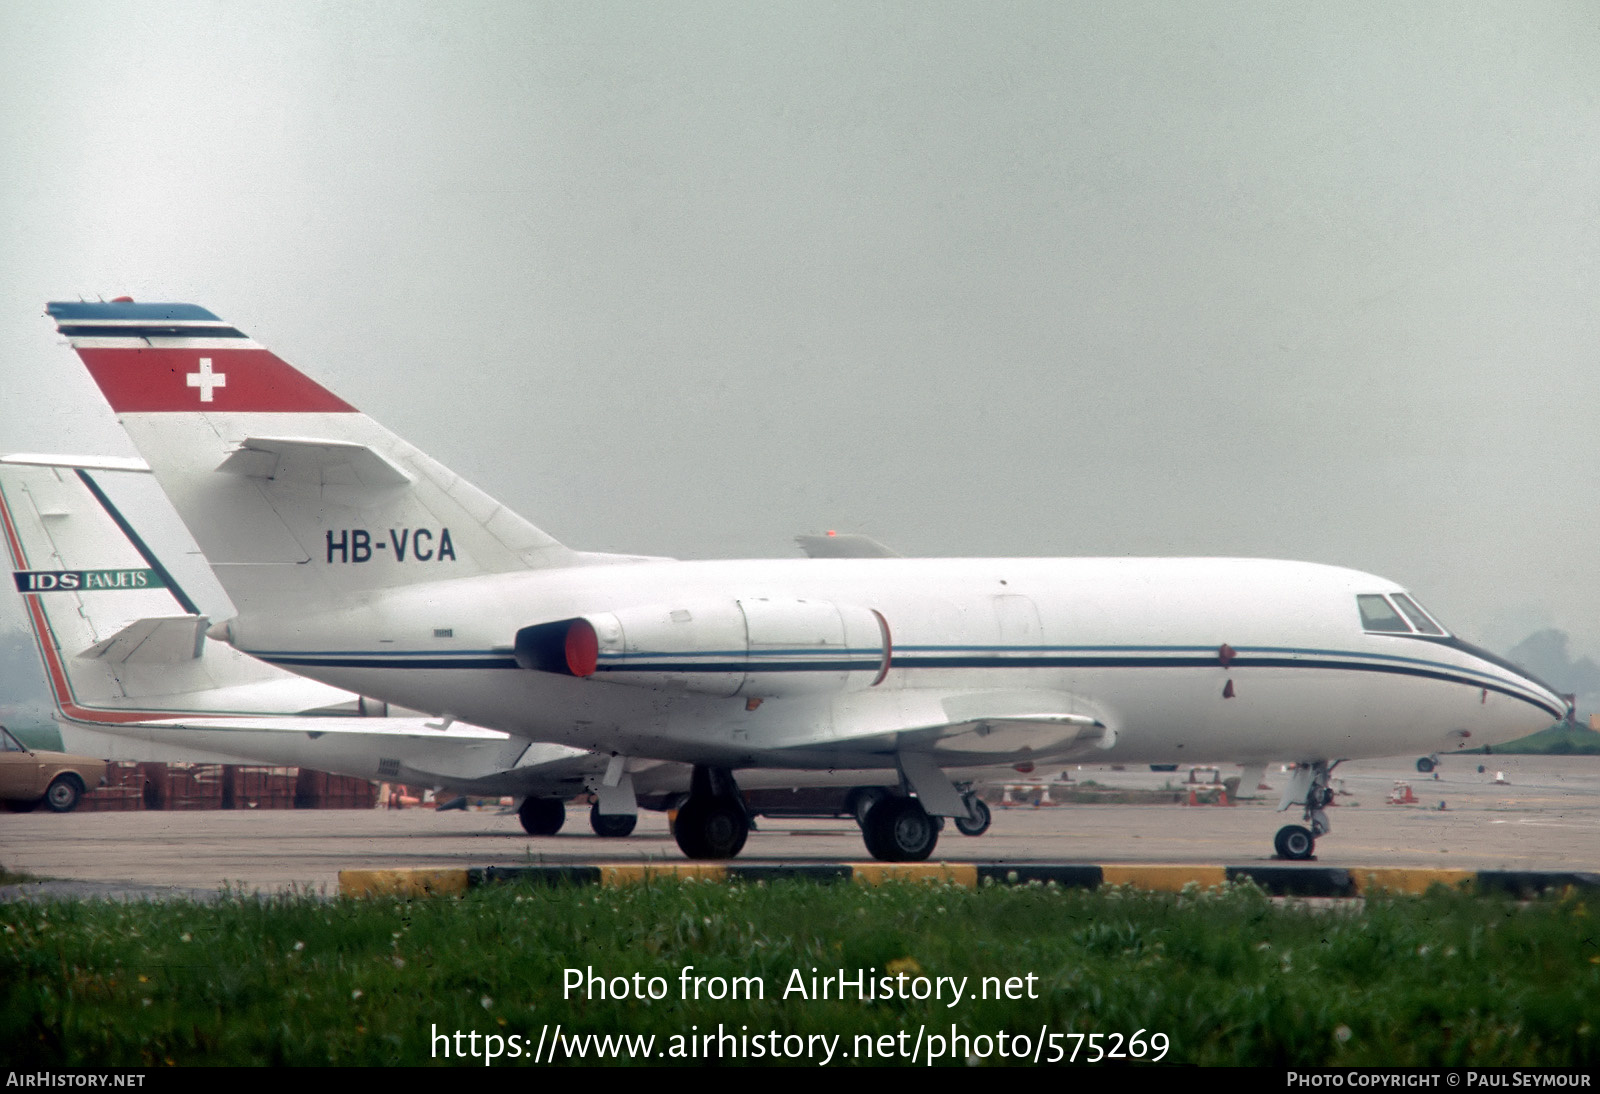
[[430, 1022, 1171, 1065]]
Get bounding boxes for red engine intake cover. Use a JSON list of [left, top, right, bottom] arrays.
[[564, 618, 598, 677]]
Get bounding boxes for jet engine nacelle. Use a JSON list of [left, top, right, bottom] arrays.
[[515, 598, 892, 698]]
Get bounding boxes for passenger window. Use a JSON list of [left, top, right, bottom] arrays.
[[1390, 593, 1445, 636], [1357, 595, 1411, 633]]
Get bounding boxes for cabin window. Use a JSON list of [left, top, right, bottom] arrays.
[[1357, 594, 1411, 633], [1390, 593, 1446, 636]]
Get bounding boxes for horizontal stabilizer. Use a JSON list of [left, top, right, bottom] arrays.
[[79, 615, 208, 663], [217, 436, 410, 490], [795, 533, 900, 558]]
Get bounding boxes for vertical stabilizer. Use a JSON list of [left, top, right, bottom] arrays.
[[46, 301, 578, 618]]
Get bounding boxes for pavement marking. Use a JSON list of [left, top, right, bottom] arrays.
[[338, 868, 469, 898]]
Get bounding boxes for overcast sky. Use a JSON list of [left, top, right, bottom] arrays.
[[2, 2, 1598, 721]]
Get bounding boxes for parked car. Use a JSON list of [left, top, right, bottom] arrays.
[[0, 726, 107, 813]]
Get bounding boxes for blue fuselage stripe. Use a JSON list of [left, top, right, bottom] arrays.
[[251, 646, 1562, 720]]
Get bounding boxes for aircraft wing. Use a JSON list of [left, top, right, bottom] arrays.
[[130, 715, 512, 740], [777, 688, 1113, 765]]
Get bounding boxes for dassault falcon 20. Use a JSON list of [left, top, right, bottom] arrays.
[[39, 298, 1565, 861]]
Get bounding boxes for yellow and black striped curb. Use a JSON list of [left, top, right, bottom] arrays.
[[338, 863, 1600, 899]]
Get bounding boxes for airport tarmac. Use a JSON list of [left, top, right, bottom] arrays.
[[1, 755, 1596, 897]]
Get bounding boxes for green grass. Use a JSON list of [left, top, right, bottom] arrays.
[[3, 879, 1597, 1066]]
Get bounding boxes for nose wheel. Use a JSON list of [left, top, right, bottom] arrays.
[[1274, 824, 1315, 860]]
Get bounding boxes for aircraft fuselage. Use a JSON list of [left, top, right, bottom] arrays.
[[224, 555, 1561, 770]]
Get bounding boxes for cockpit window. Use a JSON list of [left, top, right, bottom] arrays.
[[1390, 593, 1446, 636], [1357, 594, 1411, 633]]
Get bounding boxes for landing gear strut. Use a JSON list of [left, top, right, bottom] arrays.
[[673, 766, 750, 859], [1273, 760, 1338, 861], [518, 796, 565, 836]]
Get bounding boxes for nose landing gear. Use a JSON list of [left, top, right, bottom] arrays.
[[1273, 824, 1315, 859], [1273, 760, 1339, 861]]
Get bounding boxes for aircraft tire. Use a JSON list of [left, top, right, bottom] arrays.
[[674, 799, 748, 860], [1273, 824, 1315, 860], [955, 797, 992, 837], [1415, 757, 1436, 774], [590, 803, 637, 838], [848, 787, 889, 829], [518, 797, 566, 836], [44, 775, 83, 814], [863, 797, 938, 862]]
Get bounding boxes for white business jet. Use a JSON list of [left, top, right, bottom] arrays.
[[39, 299, 1565, 862]]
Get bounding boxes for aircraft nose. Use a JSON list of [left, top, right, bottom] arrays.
[[1490, 661, 1567, 730], [1447, 637, 1568, 731]]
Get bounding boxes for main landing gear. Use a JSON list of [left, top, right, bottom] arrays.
[[1273, 760, 1339, 861], [674, 766, 751, 859], [850, 787, 988, 840], [590, 802, 637, 838], [861, 795, 940, 861], [518, 796, 565, 836], [953, 792, 991, 837], [1415, 754, 1439, 774]]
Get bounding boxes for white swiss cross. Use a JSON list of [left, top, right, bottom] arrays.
[[186, 357, 226, 403]]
